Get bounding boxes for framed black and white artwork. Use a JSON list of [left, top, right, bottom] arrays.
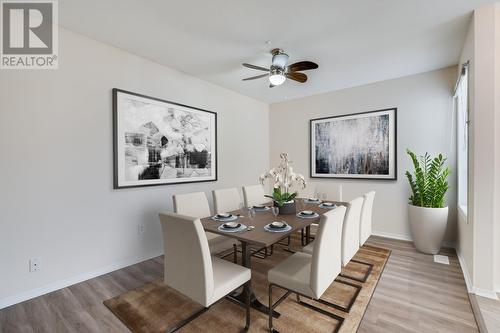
[[113, 89, 217, 189], [310, 108, 397, 180]]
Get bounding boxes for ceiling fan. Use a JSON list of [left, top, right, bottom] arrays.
[[242, 48, 318, 88]]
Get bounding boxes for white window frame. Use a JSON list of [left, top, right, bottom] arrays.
[[454, 62, 469, 220]]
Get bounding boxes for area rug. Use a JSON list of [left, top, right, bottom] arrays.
[[104, 237, 390, 333]]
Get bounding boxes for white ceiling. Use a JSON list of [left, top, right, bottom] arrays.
[[59, 0, 493, 103]]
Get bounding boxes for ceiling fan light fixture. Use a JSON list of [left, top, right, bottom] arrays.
[[269, 73, 286, 86], [269, 66, 286, 86]]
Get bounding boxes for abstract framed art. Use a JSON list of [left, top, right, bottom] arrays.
[[113, 89, 217, 189], [310, 108, 397, 180]]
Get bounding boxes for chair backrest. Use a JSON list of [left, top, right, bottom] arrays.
[[341, 196, 364, 266], [242, 184, 270, 207], [212, 188, 242, 213], [173, 192, 211, 218], [307, 183, 343, 201], [359, 191, 376, 246], [298, 183, 316, 199], [159, 212, 213, 307], [322, 184, 343, 201], [310, 206, 346, 298]]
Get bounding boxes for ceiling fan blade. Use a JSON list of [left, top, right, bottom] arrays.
[[242, 73, 268, 81], [286, 72, 307, 83], [288, 61, 318, 72], [242, 63, 269, 72]]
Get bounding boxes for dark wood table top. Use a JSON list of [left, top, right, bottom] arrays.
[[201, 199, 348, 248]]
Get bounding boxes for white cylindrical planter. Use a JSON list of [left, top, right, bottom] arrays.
[[408, 204, 449, 254]]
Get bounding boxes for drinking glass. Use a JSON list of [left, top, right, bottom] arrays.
[[248, 207, 256, 220], [271, 206, 279, 219]]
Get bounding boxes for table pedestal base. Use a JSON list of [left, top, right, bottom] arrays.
[[227, 291, 281, 318]]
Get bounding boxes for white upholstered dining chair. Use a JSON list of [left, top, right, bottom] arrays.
[[302, 196, 371, 294], [336, 196, 374, 284], [340, 196, 364, 266], [359, 191, 376, 246], [242, 184, 271, 207], [299, 183, 343, 246], [298, 183, 317, 199], [267, 207, 349, 331], [212, 187, 243, 214], [159, 212, 251, 332], [215, 187, 273, 259], [320, 183, 343, 201], [173, 192, 237, 259]]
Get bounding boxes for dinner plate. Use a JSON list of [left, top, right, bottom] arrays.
[[252, 205, 270, 211], [264, 223, 292, 233], [212, 214, 238, 222], [296, 211, 319, 219], [223, 222, 241, 229], [319, 203, 337, 209], [268, 221, 287, 229], [217, 223, 247, 233], [305, 198, 322, 204]]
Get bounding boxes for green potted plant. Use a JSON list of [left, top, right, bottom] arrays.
[[405, 149, 451, 254], [260, 153, 306, 214]]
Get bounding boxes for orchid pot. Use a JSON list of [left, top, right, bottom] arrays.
[[260, 153, 306, 215]]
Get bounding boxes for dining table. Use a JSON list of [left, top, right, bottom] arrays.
[[200, 198, 348, 318]]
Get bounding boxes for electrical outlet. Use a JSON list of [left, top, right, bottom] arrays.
[[29, 257, 41, 272], [137, 224, 145, 235]]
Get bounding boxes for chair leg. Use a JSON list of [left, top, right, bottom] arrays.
[[339, 260, 374, 283], [271, 287, 344, 332], [323, 279, 361, 313], [268, 284, 290, 332], [218, 245, 238, 263], [241, 281, 250, 332], [233, 244, 238, 264], [165, 306, 209, 333], [268, 284, 274, 332], [297, 299, 344, 333]]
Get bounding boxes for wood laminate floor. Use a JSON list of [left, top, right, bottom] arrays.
[[0, 236, 479, 333]]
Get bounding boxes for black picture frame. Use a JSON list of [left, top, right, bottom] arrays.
[[113, 88, 218, 189], [310, 108, 397, 180]]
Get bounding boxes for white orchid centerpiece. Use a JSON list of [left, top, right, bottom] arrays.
[[259, 153, 306, 207]]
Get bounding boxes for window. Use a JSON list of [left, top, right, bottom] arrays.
[[454, 62, 469, 218]]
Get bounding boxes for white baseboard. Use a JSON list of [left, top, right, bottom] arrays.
[[0, 250, 163, 310], [372, 230, 413, 242], [456, 250, 473, 293], [371, 230, 455, 248]]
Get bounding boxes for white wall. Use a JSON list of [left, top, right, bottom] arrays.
[[0, 28, 269, 307], [471, 3, 497, 295], [494, 2, 500, 294], [456, 3, 500, 299], [269, 67, 457, 242]]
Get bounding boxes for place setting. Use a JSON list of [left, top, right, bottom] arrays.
[[251, 204, 270, 212], [212, 212, 248, 232], [304, 197, 322, 204], [296, 209, 320, 219], [319, 201, 337, 209], [263, 220, 292, 233], [212, 212, 239, 222]]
